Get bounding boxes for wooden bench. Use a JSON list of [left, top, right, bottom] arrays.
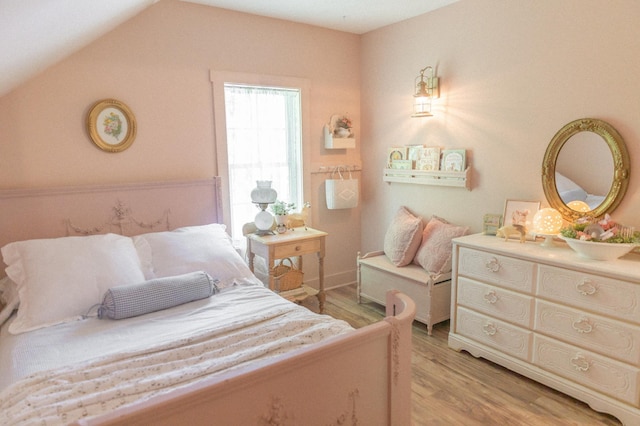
[[356, 251, 451, 335]]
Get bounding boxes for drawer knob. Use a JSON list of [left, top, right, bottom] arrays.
[[482, 322, 497, 336], [295, 245, 302, 251], [483, 290, 498, 304], [575, 279, 598, 296], [570, 353, 591, 372], [572, 317, 593, 334], [485, 257, 501, 273]]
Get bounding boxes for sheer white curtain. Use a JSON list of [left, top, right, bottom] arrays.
[[223, 84, 302, 240]]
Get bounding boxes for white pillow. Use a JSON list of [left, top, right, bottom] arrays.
[[0, 277, 19, 327], [555, 172, 582, 193], [133, 223, 256, 288], [2, 234, 146, 334]]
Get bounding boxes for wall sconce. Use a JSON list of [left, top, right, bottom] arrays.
[[411, 66, 439, 118]]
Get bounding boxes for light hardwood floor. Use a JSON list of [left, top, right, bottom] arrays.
[[302, 284, 621, 426]]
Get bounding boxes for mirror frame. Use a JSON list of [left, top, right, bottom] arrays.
[[542, 118, 630, 222]]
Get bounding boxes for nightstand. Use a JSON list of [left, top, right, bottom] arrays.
[[245, 227, 327, 312]]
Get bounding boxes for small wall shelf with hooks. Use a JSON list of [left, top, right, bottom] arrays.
[[324, 114, 355, 149], [383, 167, 472, 190]]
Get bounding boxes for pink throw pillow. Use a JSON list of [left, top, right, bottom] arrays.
[[413, 217, 468, 273], [383, 207, 424, 266]]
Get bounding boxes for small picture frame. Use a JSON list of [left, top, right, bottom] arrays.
[[441, 149, 466, 172], [87, 99, 137, 153], [502, 199, 541, 240], [483, 214, 502, 235]]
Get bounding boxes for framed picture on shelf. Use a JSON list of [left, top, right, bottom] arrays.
[[502, 199, 540, 240], [441, 149, 466, 172], [416, 147, 441, 171], [482, 214, 502, 235], [387, 147, 407, 167]]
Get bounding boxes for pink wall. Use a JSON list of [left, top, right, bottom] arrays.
[[360, 0, 640, 251], [0, 1, 361, 287]]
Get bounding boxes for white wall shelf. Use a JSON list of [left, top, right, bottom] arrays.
[[383, 167, 471, 190], [324, 125, 355, 149]]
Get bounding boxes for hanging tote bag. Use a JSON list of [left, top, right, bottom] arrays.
[[325, 166, 359, 209]]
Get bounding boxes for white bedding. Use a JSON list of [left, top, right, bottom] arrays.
[[0, 282, 353, 425]]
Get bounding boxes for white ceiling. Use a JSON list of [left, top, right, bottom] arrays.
[[0, 0, 457, 98], [182, 0, 459, 34]]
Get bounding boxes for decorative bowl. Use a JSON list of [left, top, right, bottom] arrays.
[[558, 235, 637, 261]]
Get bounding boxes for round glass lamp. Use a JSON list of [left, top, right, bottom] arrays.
[[566, 200, 591, 213], [250, 181, 277, 235], [533, 208, 564, 247]]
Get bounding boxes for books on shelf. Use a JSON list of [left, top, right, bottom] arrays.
[[386, 144, 467, 172]]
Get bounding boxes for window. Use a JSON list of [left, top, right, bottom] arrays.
[[223, 84, 302, 239], [211, 71, 309, 243]]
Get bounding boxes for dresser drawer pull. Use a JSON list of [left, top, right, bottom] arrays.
[[575, 279, 597, 296], [570, 353, 591, 372], [572, 317, 593, 334], [295, 245, 302, 251], [485, 257, 501, 272], [482, 322, 497, 336], [483, 290, 498, 304]]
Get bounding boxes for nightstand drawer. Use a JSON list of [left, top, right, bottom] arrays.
[[273, 238, 321, 258], [458, 247, 535, 293]]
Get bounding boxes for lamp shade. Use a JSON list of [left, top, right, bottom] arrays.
[[567, 200, 591, 213], [533, 208, 564, 235], [250, 181, 277, 204]]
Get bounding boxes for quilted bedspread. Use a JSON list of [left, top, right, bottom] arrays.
[[0, 284, 352, 425]]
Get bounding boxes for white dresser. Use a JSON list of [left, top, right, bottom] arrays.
[[448, 233, 640, 425]]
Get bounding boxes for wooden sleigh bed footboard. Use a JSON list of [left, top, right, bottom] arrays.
[[77, 290, 415, 426]]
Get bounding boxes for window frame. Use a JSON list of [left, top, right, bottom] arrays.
[[210, 70, 311, 234]]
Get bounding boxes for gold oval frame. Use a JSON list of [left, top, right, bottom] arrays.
[[87, 99, 136, 152], [542, 118, 630, 222]]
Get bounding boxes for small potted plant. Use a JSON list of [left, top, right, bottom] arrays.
[[334, 115, 352, 138], [270, 200, 296, 226]]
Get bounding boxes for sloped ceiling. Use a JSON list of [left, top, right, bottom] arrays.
[[0, 0, 457, 98]]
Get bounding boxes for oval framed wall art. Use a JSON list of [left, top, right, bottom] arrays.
[[87, 99, 137, 152]]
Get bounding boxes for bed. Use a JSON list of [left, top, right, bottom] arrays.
[[0, 178, 415, 426]]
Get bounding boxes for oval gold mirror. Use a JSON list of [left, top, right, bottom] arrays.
[[542, 118, 630, 222]]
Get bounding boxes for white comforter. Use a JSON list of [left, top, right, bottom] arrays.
[[0, 283, 352, 425]]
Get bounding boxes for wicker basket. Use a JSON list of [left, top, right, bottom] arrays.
[[273, 258, 304, 292]]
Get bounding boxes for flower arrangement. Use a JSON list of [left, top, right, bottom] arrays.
[[335, 116, 352, 129], [270, 200, 296, 216], [560, 214, 639, 244]]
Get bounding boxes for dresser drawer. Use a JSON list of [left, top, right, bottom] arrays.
[[537, 265, 640, 324], [457, 247, 535, 293], [273, 239, 321, 258], [455, 306, 532, 361], [457, 277, 533, 328], [533, 335, 640, 405], [535, 300, 640, 365]]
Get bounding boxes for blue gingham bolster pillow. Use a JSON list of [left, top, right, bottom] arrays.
[[98, 271, 218, 320]]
